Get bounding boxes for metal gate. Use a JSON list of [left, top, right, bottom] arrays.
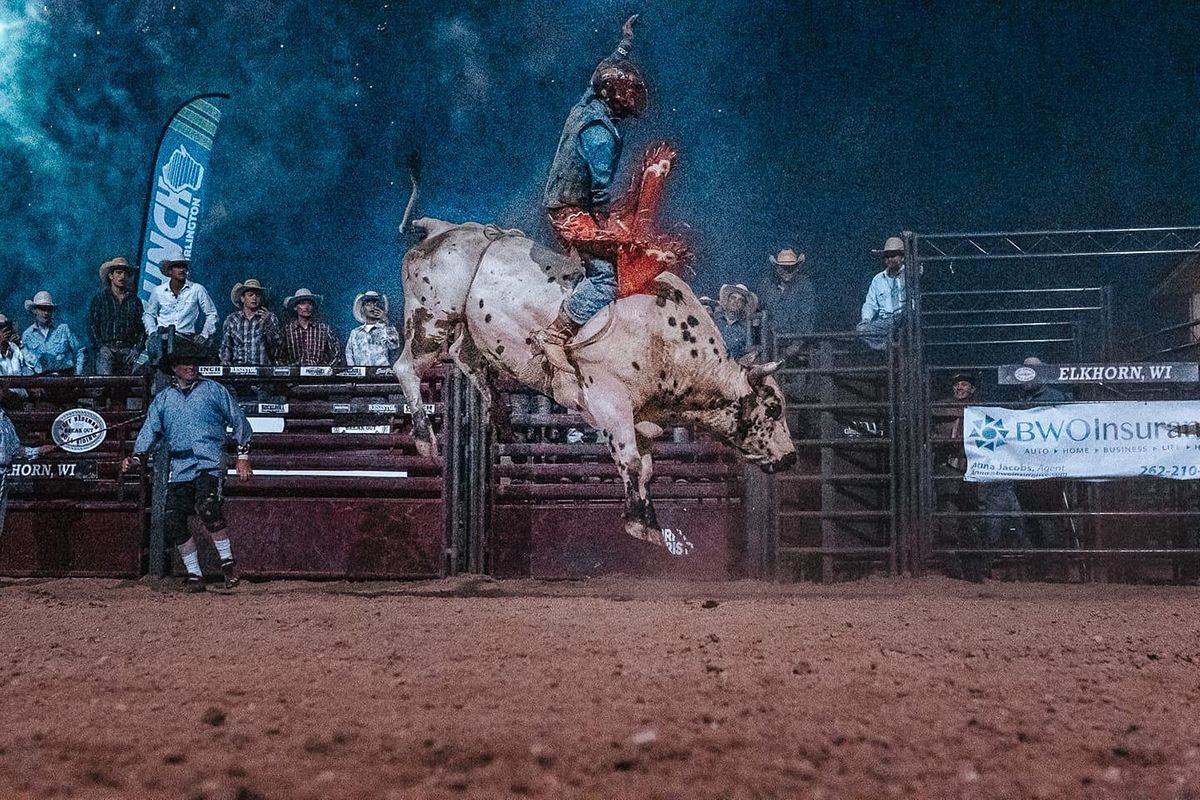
[[903, 227, 1200, 580]]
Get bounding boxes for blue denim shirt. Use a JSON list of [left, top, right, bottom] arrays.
[[133, 378, 252, 483], [21, 322, 85, 374], [860, 268, 907, 323], [0, 410, 39, 468], [543, 91, 622, 211], [715, 314, 751, 360]]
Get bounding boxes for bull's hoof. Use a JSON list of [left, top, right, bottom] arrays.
[[624, 519, 665, 547]]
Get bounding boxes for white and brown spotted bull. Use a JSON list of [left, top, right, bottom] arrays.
[[393, 217, 796, 550]]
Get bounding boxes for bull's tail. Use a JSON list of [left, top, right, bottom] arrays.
[[397, 150, 422, 235]]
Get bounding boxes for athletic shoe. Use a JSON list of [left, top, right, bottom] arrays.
[[183, 575, 207, 593], [220, 558, 240, 589]]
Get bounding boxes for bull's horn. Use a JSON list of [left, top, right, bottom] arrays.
[[747, 360, 782, 385], [635, 421, 664, 439]]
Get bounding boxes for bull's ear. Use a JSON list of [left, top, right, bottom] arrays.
[[735, 351, 758, 368], [747, 360, 782, 385]]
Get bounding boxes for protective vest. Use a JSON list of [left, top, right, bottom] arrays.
[[542, 92, 622, 211]]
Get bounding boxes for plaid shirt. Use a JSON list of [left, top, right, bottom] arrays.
[[345, 323, 400, 367], [282, 319, 341, 366], [88, 289, 145, 348], [218, 310, 283, 366], [21, 322, 85, 374]]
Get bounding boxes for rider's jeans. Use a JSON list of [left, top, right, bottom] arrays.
[[564, 257, 616, 325]]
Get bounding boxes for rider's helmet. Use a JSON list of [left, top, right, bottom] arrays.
[[591, 57, 648, 119]]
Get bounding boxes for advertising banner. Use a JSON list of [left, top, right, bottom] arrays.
[[136, 94, 229, 300], [997, 362, 1198, 385], [964, 401, 1200, 481]]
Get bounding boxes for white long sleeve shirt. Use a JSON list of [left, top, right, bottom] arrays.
[[142, 280, 218, 338]]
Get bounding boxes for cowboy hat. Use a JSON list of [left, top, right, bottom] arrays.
[[769, 248, 805, 267], [284, 287, 323, 310], [99, 256, 136, 283], [872, 236, 905, 255], [352, 291, 389, 324], [24, 290, 58, 311], [718, 283, 759, 316], [231, 279, 268, 308], [158, 337, 213, 373], [950, 372, 977, 386], [159, 257, 190, 277]]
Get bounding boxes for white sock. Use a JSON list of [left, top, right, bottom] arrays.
[[181, 550, 202, 577], [213, 538, 233, 561]]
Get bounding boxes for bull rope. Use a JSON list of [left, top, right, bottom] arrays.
[[466, 225, 618, 373]]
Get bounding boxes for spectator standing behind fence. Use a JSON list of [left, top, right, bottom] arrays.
[[0, 408, 55, 536], [281, 288, 341, 366], [1014, 356, 1073, 558], [715, 283, 757, 360], [138, 258, 219, 369], [122, 340, 252, 592], [88, 257, 145, 375], [933, 372, 1026, 581], [755, 248, 815, 345], [345, 291, 400, 367], [219, 279, 283, 366], [857, 236, 907, 351], [21, 291, 85, 375]]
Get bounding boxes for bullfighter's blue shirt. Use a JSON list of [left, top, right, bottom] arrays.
[[133, 378, 252, 483]]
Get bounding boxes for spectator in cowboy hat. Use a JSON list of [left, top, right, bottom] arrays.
[[755, 247, 815, 344], [219, 278, 283, 367], [88, 256, 145, 375], [345, 290, 400, 367], [138, 257, 219, 370], [21, 291, 85, 375], [281, 288, 341, 367], [857, 235, 908, 351], [715, 283, 757, 360]]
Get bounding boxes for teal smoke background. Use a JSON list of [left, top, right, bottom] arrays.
[[1, 0, 1199, 339]]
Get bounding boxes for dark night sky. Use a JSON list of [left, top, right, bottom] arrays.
[[2, 0, 1199, 337]]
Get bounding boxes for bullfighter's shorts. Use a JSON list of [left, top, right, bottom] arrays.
[[163, 471, 226, 546]]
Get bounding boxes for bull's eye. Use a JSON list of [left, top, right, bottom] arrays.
[[766, 403, 781, 421]]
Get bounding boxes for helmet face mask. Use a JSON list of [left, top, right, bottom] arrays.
[[592, 62, 647, 118]]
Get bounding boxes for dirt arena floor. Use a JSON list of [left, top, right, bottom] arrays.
[[2, 576, 1199, 800]]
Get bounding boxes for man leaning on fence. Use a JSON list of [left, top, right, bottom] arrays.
[[1014, 356, 1074, 556], [22, 291, 85, 375], [88, 257, 145, 375], [756, 248, 815, 348], [857, 236, 907, 351], [219, 279, 283, 367], [345, 291, 400, 367], [281, 288, 341, 367], [123, 340, 253, 592], [139, 257, 219, 370], [714, 283, 757, 361]]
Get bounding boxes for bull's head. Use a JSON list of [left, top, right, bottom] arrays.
[[708, 360, 797, 473]]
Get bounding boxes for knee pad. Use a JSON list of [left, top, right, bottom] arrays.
[[195, 492, 226, 532]]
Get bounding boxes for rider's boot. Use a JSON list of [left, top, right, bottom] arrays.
[[534, 306, 581, 373]]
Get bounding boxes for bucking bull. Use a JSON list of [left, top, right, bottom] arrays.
[[391, 220, 797, 551]]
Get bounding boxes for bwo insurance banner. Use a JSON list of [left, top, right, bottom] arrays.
[[963, 401, 1200, 481]]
